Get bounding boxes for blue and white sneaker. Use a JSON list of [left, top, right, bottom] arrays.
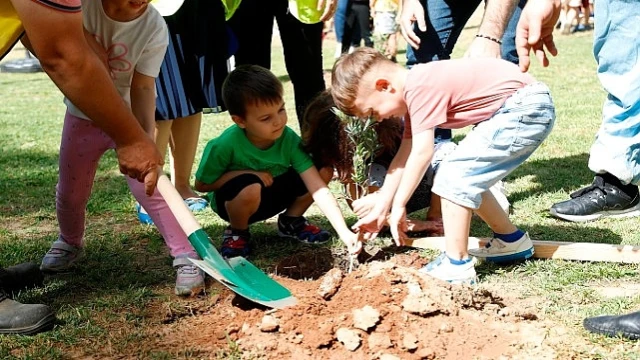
[[468, 232, 534, 263], [419, 253, 477, 285]]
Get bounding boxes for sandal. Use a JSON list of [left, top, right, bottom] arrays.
[[184, 197, 208, 212]]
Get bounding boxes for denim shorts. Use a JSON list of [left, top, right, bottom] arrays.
[[431, 82, 556, 209]]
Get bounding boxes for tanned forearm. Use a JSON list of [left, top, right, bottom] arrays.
[[14, 1, 148, 148], [478, 0, 519, 39]]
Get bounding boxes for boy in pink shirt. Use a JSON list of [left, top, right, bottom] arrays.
[[332, 48, 555, 284]]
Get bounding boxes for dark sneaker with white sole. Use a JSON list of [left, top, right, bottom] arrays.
[[277, 215, 331, 244], [550, 175, 640, 222]]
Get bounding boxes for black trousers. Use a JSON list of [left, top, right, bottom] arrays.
[[228, 0, 326, 129]]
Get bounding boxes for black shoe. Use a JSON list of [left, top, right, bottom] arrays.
[[583, 311, 640, 340], [550, 175, 640, 222], [0, 263, 44, 293], [0, 291, 55, 335]]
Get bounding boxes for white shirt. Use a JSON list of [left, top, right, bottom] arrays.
[[65, 0, 168, 119]]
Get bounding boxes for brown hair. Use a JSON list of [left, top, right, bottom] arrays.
[[302, 90, 403, 182], [222, 64, 283, 118], [331, 47, 390, 116]]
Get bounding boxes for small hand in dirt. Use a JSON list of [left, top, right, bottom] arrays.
[[405, 217, 444, 235], [388, 206, 409, 246], [251, 171, 273, 187]]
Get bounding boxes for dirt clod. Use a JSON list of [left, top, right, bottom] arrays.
[[336, 327, 361, 351], [353, 305, 380, 331], [259, 315, 279, 332], [318, 268, 344, 300]]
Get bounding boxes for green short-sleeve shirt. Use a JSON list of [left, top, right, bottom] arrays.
[[195, 125, 314, 208]]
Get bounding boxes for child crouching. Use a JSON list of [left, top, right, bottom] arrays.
[[331, 48, 555, 284], [195, 65, 361, 258]]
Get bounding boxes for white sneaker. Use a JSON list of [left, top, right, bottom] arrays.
[[419, 253, 477, 285], [468, 232, 534, 263]]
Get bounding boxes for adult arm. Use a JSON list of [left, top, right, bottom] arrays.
[[463, 0, 519, 59], [299, 166, 361, 254], [399, 0, 427, 49], [10, 0, 163, 195], [515, 0, 561, 71], [130, 71, 157, 138], [316, 0, 337, 21]]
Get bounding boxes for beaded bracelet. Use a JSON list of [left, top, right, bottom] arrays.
[[475, 34, 503, 45]]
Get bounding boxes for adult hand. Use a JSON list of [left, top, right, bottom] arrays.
[[399, 0, 427, 49], [405, 217, 444, 235], [317, 0, 337, 22], [463, 37, 502, 59], [388, 206, 408, 246], [352, 192, 379, 218], [115, 138, 164, 196], [516, 0, 562, 72]]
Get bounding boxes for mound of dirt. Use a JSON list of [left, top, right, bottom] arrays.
[[155, 253, 556, 359]]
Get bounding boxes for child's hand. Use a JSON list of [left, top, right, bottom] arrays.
[[388, 206, 408, 246], [352, 192, 379, 218], [352, 207, 387, 241], [251, 171, 273, 187], [344, 231, 363, 255]]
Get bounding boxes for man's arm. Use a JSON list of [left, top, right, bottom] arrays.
[[10, 0, 163, 194], [515, 0, 561, 71], [130, 71, 157, 138], [464, 0, 519, 59]]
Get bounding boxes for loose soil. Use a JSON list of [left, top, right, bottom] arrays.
[[141, 251, 561, 359]]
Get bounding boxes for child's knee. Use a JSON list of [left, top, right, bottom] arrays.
[[231, 183, 262, 205]]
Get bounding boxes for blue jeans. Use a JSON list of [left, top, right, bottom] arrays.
[[406, 0, 526, 66], [406, 0, 526, 142], [587, 0, 640, 185], [432, 83, 555, 209]]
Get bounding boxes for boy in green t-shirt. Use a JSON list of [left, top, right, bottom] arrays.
[[195, 65, 361, 258]]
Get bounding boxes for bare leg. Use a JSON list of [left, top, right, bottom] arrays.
[[474, 190, 517, 235], [225, 183, 261, 230], [441, 197, 473, 260], [154, 120, 173, 159], [168, 113, 202, 199]]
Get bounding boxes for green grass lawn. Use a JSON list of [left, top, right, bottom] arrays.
[[1, 25, 640, 359]]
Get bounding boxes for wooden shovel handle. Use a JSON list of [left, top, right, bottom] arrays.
[[156, 173, 202, 236]]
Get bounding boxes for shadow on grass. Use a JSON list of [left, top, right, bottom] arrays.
[[508, 153, 593, 202]]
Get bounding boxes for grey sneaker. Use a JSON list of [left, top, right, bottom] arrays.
[[40, 239, 83, 273], [174, 256, 205, 297]]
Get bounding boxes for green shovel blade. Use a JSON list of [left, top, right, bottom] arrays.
[[188, 229, 297, 309]]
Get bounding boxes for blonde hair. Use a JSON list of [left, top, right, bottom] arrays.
[[331, 47, 391, 115]]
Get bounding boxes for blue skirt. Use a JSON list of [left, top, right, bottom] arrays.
[[155, 0, 233, 120]]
